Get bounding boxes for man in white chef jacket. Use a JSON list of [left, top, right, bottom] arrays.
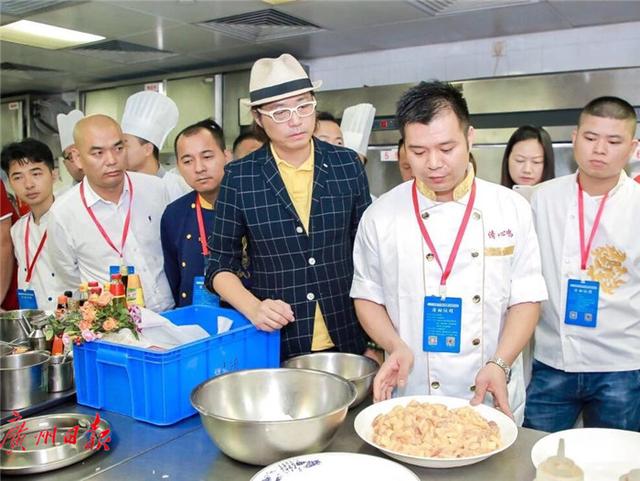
[[48, 114, 174, 313], [350, 81, 548, 422], [121, 91, 191, 202], [524, 96, 640, 432]]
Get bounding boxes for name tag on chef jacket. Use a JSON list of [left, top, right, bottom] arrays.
[[423, 296, 462, 353], [17, 288, 38, 309], [192, 276, 220, 307], [564, 279, 599, 328]]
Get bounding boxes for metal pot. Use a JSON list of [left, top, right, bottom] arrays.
[[0, 351, 50, 409], [48, 354, 74, 392], [0, 309, 44, 344], [0, 344, 13, 357]]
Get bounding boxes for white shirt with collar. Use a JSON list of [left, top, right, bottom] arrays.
[[531, 171, 640, 372], [10, 211, 61, 312], [48, 171, 174, 313], [162, 167, 192, 203], [351, 175, 548, 423]]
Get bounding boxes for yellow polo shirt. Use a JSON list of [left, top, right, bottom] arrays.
[[271, 142, 335, 351]]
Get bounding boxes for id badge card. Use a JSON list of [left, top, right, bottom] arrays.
[[192, 276, 220, 307], [423, 296, 462, 353], [17, 289, 38, 309], [564, 278, 599, 328]]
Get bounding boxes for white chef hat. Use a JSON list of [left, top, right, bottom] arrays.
[[56, 109, 84, 151], [340, 103, 376, 157], [121, 91, 179, 149]]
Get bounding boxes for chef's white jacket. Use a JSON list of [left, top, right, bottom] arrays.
[[351, 178, 548, 422], [10, 211, 62, 312], [48, 171, 174, 313], [531, 172, 640, 372]]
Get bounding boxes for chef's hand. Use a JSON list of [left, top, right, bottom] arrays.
[[470, 363, 513, 419], [248, 299, 294, 332], [373, 342, 413, 403]]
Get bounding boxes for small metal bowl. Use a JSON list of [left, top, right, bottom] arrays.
[[282, 352, 379, 407], [191, 368, 356, 465]]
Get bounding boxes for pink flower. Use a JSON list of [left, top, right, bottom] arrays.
[[81, 330, 97, 342], [102, 318, 118, 332], [95, 292, 113, 307]]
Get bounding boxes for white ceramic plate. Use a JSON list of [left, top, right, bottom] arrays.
[[531, 428, 640, 481], [250, 452, 419, 481], [354, 395, 518, 468]]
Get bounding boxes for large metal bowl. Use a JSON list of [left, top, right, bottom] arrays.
[[191, 368, 357, 465], [0, 351, 50, 409], [282, 352, 379, 407]]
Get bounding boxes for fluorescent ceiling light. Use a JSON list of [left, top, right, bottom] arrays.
[[0, 20, 104, 49], [262, 0, 297, 4]]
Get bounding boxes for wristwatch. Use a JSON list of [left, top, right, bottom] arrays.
[[486, 356, 512, 383]]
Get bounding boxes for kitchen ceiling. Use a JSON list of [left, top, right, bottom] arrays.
[[1, 0, 639, 96]]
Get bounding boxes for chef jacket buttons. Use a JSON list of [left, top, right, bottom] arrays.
[[431, 381, 440, 389], [472, 295, 481, 303], [181, 261, 187, 268], [472, 338, 481, 346], [421, 211, 430, 219], [186, 234, 192, 240], [308, 257, 316, 266], [306, 293, 315, 301], [425, 253, 434, 261], [471, 251, 479, 258], [472, 212, 481, 220], [296, 226, 304, 234], [191, 203, 196, 209], [181, 292, 187, 299]]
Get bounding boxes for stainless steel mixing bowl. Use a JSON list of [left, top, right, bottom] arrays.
[[282, 352, 379, 407], [191, 368, 357, 465]]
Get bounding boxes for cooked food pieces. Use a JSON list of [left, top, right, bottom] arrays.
[[372, 401, 501, 458]]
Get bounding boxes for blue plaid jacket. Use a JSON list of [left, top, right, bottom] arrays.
[[205, 139, 371, 359]]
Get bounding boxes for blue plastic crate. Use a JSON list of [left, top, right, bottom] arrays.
[[72, 305, 279, 425]]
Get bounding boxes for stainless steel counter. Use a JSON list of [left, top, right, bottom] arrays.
[[3, 400, 545, 481]]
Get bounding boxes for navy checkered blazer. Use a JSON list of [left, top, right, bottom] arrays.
[[205, 138, 371, 359]]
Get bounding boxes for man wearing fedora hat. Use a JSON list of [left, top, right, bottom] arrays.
[[206, 53, 372, 360]]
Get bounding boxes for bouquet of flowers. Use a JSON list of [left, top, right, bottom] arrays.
[[44, 291, 142, 348]]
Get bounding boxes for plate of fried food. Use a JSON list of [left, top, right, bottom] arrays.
[[354, 395, 518, 468]]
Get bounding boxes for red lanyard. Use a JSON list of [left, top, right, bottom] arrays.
[[195, 195, 209, 256], [577, 177, 608, 271], [412, 180, 476, 296], [24, 216, 47, 284], [79, 174, 133, 258]]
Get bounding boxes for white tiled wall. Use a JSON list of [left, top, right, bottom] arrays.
[[306, 22, 640, 90]]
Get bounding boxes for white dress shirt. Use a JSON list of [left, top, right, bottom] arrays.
[[531, 171, 640, 372], [48, 171, 174, 313], [10, 211, 61, 312], [163, 168, 192, 203], [351, 178, 548, 423]]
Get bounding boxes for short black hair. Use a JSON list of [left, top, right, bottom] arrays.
[[1, 138, 55, 175], [315, 111, 340, 126], [579, 96, 637, 134], [133, 135, 160, 162], [397, 137, 404, 151], [174, 118, 225, 158], [232, 130, 266, 154], [396, 81, 470, 137], [501, 125, 555, 189]]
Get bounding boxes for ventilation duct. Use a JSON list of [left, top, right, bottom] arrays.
[[197, 9, 323, 42]]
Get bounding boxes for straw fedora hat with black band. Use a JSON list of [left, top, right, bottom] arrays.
[[247, 53, 322, 107]]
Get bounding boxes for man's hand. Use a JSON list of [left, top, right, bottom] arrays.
[[373, 342, 413, 402], [470, 363, 513, 419], [248, 299, 294, 332]]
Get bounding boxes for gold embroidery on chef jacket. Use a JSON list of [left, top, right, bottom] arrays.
[[587, 245, 628, 295]]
